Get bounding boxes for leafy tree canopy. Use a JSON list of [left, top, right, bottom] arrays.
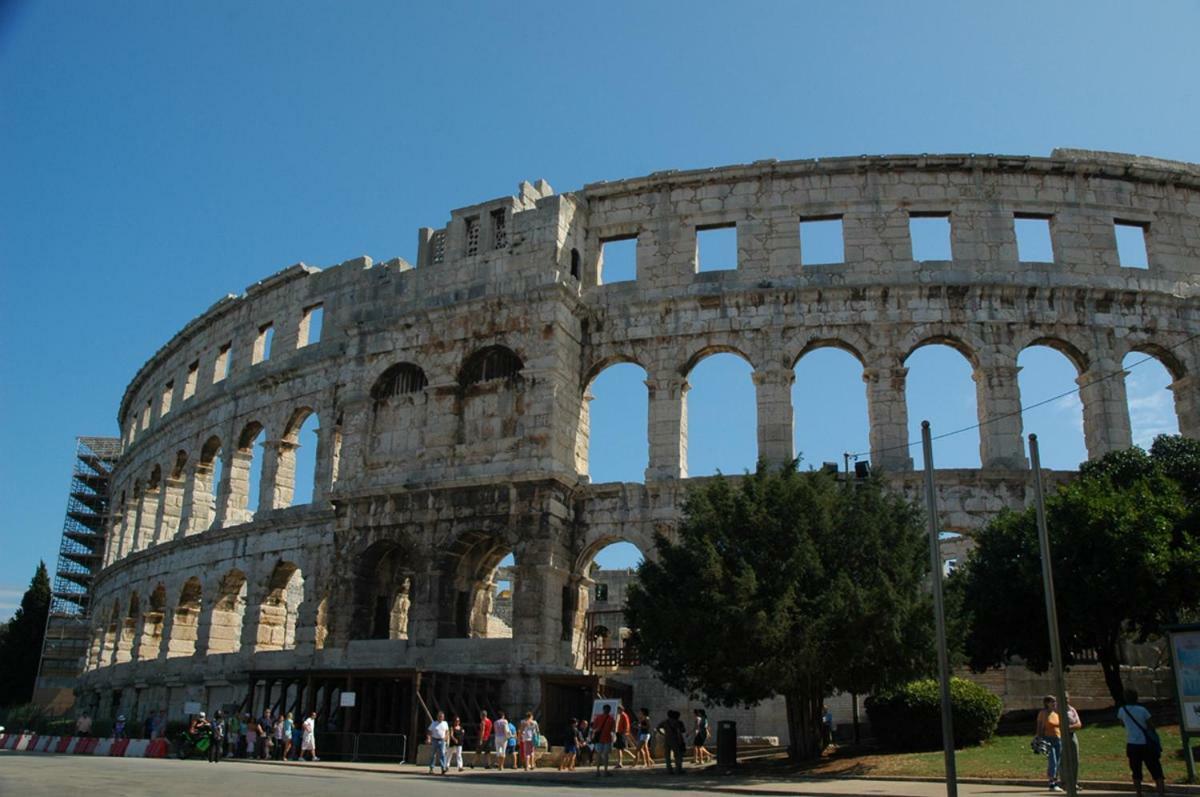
[[0, 561, 51, 708], [625, 462, 934, 760], [958, 435, 1200, 704]]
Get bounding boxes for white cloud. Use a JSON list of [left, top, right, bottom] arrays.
[[1126, 375, 1179, 448]]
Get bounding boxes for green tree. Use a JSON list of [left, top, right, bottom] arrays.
[[625, 462, 934, 761], [960, 435, 1200, 704], [0, 561, 52, 707]]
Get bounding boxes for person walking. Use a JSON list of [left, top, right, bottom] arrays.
[[692, 708, 713, 765], [427, 710, 449, 775], [636, 707, 654, 767], [209, 711, 225, 763], [448, 715, 466, 772], [472, 710, 492, 769], [657, 710, 688, 774], [590, 703, 616, 776], [300, 711, 318, 761], [260, 710, 273, 760], [821, 705, 834, 750], [519, 711, 540, 771], [1035, 695, 1064, 791], [492, 711, 510, 771], [282, 712, 294, 761], [1117, 689, 1166, 797], [559, 717, 579, 771], [614, 704, 635, 768]]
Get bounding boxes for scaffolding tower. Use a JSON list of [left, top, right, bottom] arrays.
[[34, 436, 121, 711]]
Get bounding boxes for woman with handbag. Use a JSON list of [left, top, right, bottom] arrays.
[[1117, 689, 1166, 797], [1034, 695, 1064, 791]]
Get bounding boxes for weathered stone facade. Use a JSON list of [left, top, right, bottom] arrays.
[[79, 150, 1200, 735]]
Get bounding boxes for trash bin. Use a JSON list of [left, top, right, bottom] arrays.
[[717, 720, 737, 768]]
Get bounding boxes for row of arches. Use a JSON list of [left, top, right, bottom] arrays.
[[107, 407, 328, 564], [580, 337, 1188, 479], [89, 560, 308, 670]]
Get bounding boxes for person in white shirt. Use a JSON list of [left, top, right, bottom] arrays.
[[427, 710, 449, 775], [493, 711, 511, 770], [1116, 689, 1165, 797], [300, 711, 318, 762]]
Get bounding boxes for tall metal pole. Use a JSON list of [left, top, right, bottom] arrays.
[[921, 421, 958, 797], [1029, 434, 1076, 796]]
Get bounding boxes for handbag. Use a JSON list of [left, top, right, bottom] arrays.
[[1031, 736, 1051, 756], [1121, 706, 1162, 756]]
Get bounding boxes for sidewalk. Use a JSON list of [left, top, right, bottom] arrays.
[[227, 756, 1200, 795]]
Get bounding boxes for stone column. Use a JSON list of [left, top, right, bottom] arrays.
[[217, 448, 253, 526], [1168, 375, 1200, 440], [292, 593, 320, 655], [1077, 359, 1133, 460], [312, 420, 340, 503], [134, 610, 165, 661], [155, 477, 185, 542], [862, 364, 914, 471], [180, 462, 211, 535], [645, 374, 689, 480], [754, 367, 795, 466], [574, 387, 593, 478], [257, 440, 288, 513], [973, 360, 1027, 470], [120, 502, 137, 556]]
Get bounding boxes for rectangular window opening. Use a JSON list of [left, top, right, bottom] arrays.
[[214, 343, 231, 383], [465, 216, 480, 256], [1114, 221, 1149, 269], [254, 323, 274, 364], [696, 224, 738, 272], [300, 304, 324, 347], [1014, 214, 1054, 262], [160, 381, 174, 417], [183, 361, 199, 400], [491, 208, 507, 249], [599, 236, 637, 284], [909, 213, 952, 262], [799, 216, 845, 265]]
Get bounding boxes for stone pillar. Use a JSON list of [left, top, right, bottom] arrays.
[[574, 388, 593, 478], [973, 361, 1027, 470], [164, 603, 201, 659], [156, 477, 185, 542], [312, 420, 340, 503], [134, 610, 165, 661], [863, 364, 914, 471], [180, 462, 212, 535], [333, 398, 371, 485], [645, 374, 689, 480], [217, 449, 253, 526], [1169, 375, 1200, 440], [257, 440, 287, 512], [1077, 359, 1133, 460], [292, 593, 320, 655], [510, 554, 571, 668], [755, 367, 795, 467], [137, 487, 161, 551]]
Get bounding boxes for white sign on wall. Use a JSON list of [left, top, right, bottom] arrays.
[[340, 692, 357, 708], [183, 701, 201, 715]]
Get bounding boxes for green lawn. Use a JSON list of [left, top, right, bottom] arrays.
[[815, 723, 1193, 785]]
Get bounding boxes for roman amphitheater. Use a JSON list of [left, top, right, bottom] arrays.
[[77, 149, 1199, 747]]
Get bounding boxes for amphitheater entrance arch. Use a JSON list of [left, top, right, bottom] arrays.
[[350, 540, 416, 641], [1018, 343, 1087, 469], [567, 537, 653, 670], [256, 561, 305, 651], [792, 343, 869, 469], [440, 534, 522, 640], [208, 569, 247, 655], [685, 349, 757, 476], [578, 359, 648, 483], [904, 341, 981, 469], [280, 408, 320, 508], [1124, 348, 1184, 447]]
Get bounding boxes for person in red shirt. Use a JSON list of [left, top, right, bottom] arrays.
[[590, 704, 616, 776], [614, 705, 636, 768], [472, 710, 493, 769]]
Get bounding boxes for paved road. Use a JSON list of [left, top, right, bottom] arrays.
[[0, 752, 1143, 797]]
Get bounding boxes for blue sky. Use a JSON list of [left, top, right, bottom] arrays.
[[1, 0, 1196, 618]]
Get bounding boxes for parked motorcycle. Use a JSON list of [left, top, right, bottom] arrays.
[[176, 727, 213, 759]]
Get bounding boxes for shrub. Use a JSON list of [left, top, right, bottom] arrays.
[[865, 677, 1002, 750]]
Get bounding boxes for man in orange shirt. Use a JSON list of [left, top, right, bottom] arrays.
[[614, 705, 635, 768], [590, 704, 616, 777]]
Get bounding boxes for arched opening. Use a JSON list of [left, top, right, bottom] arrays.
[[144, 465, 163, 546], [167, 577, 202, 658], [242, 423, 267, 518], [905, 343, 981, 469], [280, 408, 320, 507], [1123, 350, 1181, 447], [572, 540, 649, 670], [197, 436, 222, 530], [350, 542, 415, 641], [369, 364, 429, 464], [437, 532, 522, 640], [1018, 344, 1087, 469], [457, 346, 526, 445], [257, 561, 305, 651], [685, 351, 756, 476], [137, 584, 167, 660], [460, 346, 523, 387], [208, 569, 247, 655], [570, 248, 581, 280], [581, 361, 648, 482], [793, 346, 868, 469]]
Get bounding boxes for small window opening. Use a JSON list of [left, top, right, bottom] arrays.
[[599, 236, 637, 284], [431, 230, 447, 264], [462, 346, 523, 386], [214, 343, 232, 383], [491, 209, 507, 249], [1114, 221, 1149, 269], [1015, 215, 1054, 262], [300, 304, 323, 347], [799, 217, 845, 265], [696, 223, 737, 272], [570, 248, 581, 280], [909, 213, 953, 262], [372, 363, 429, 401], [595, 583, 609, 602], [253, 324, 274, 364], [465, 216, 480, 256], [183, 361, 198, 400], [160, 381, 174, 417]]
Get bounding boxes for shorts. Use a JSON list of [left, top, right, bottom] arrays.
[[614, 734, 626, 750], [475, 738, 491, 753], [494, 737, 508, 756], [520, 739, 534, 757], [1126, 743, 1164, 782], [637, 732, 651, 745], [593, 742, 612, 756]]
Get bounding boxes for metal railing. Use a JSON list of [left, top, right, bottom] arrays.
[[312, 731, 407, 763]]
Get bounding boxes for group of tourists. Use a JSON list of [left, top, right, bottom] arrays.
[[186, 708, 318, 763], [1033, 689, 1167, 796], [426, 704, 713, 776]]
